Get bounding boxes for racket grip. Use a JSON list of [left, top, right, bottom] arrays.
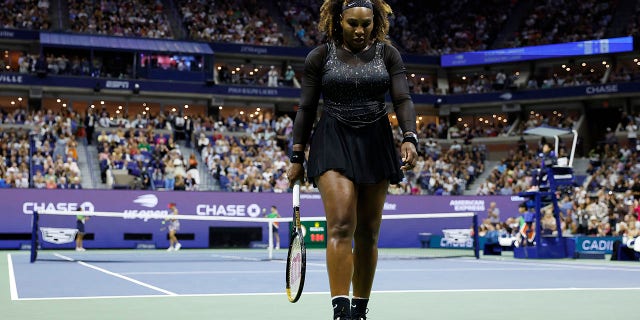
[[293, 183, 300, 207]]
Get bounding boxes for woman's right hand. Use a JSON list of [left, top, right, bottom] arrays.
[[287, 163, 304, 188]]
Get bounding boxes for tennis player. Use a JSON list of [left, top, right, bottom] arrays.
[[165, 203, 182, 251], [287, 1, 418, 318], [75, 208, 88, 251], [265, 205, 281, 250]]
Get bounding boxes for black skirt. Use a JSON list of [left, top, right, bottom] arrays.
[[306, 114, 404, 185]]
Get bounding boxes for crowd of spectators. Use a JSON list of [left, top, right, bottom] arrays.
[[67, 0, 173, 38], [387, 0, 515, 55], [504, 0, 617, 48], [0, 108, 84, 189], [178, 0, 285, 45], [474, 109, 579, 197], [215, 63, 298, 87], [277, 0, 322, 47], [0, 127, 31, 188], [0, 0, 51, 30], [96, 127, 199, 191], [625, 0, 640, 37]]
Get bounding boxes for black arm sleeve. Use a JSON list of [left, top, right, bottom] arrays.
[[292, 45, 327, 146], [384, 44, 417, 134]]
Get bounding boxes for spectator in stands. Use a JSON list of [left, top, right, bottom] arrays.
[[69, 176, 82, 189], [163, 159, 176, 190], [284, 65, 296, 86], [286, 1, 418, 319], [196, 133, 209, 153], [487, 201, 501, 226], [85, 109, 97, 145], [267, 65, 279, 87]]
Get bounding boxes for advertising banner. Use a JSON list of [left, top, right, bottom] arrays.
[[574, 236, 621, 254], [0, 189, 522, 249]]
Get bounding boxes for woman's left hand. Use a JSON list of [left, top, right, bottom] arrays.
[[400, 142, 418, 171]]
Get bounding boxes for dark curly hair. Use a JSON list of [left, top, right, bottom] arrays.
[[318, 0, 392, 45]]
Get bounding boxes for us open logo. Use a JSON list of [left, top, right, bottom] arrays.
[[133, 194, 158, 208]]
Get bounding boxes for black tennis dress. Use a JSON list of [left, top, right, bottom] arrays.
[[293, 41, 416, 185]]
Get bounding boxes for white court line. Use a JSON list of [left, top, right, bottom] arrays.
[[14, 286, 640, 301], [53, 253, 178, 296], [7, 254, 18, 300]]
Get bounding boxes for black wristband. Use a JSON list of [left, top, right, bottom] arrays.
[[402, 136, 418, 149], [290, 150, 305, 164]]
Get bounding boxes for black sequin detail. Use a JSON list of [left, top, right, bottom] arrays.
[[322, 42, 390, 128]]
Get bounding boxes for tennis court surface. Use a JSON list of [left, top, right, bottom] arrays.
[[3, 248, 640, 319]]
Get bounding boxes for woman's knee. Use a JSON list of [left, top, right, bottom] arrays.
[[328, 217, 355, 241], [354, 225, 380, 245]]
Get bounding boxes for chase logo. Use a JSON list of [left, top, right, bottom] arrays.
[[133, 194, 158, 208]]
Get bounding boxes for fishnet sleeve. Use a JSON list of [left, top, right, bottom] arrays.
[[385, 44, 417, 134], [292, 45, 327, 146]]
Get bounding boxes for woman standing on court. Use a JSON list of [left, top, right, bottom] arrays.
[[76, 208, 89, 251], [165, 203, 182, 251], [287, 1, 418, 319]]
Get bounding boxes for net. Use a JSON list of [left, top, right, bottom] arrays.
[[30, 210, 479, 263]]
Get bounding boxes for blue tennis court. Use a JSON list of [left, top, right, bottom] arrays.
[[3, 248, 640, 319]]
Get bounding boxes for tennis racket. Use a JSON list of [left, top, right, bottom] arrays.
[[286, 183, 306, 303]]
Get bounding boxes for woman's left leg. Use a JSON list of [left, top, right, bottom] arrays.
[[351, 180, 389, 318]]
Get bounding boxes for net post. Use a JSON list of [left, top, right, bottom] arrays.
[[267, 220, 274, 260], [472, 213, 480, 259], [30, 210, 39, 263]]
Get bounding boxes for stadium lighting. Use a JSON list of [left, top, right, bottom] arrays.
[[18, 97, 22, 101], [56, 98, 61, 103]]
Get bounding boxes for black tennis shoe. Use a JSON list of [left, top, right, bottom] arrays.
[[351, 308, 368, 320], [333, 307, 351, 320]]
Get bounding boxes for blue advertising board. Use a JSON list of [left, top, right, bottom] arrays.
[[0, 189, 523, 250], [442, 36, 634, 67], [574, 236, 621, 254]]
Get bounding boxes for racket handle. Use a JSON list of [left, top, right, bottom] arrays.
[[293, 183, 300, 207]]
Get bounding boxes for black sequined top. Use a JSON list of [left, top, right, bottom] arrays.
[[322, 42, 389, 127], [293, 41, 416, 145]]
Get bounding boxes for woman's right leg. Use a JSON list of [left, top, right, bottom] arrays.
[[316, 171, 358, 318]]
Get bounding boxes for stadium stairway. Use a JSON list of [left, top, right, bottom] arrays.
[[490, 0, 535, 50], [78, 140, 100, 189], [176, 141, 216, 191], [464, 160, 499, 195], [49, 0, 68, 31]]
